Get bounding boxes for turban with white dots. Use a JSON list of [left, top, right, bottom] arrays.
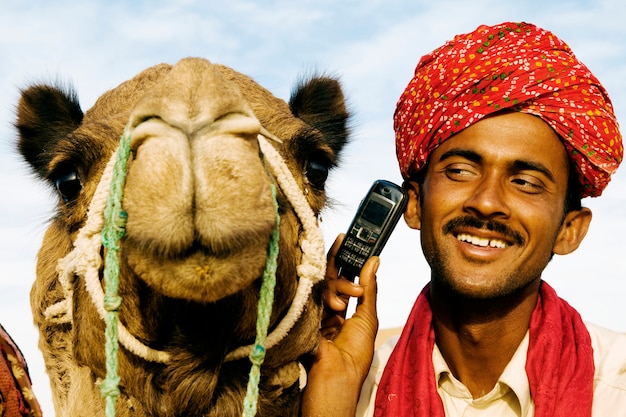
[[395, 22, 623, 197]]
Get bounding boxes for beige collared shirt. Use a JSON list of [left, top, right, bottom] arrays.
[[356, 323, 626, 416], [432, 332, 533, 416]]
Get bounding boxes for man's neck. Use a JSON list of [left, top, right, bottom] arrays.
[[430, 279, 540, 398]]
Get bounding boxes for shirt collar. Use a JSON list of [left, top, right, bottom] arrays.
[[432, 331, 533, 416], [499, 331, 532, 416]]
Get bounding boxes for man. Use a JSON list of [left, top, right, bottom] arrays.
[[302, 22, 626, 416]]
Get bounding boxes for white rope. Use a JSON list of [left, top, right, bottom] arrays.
[[46, 126, 326, 365], [48, 152, 115, 325], [48, 148, 171, 363], [225, 132, 326, 361]]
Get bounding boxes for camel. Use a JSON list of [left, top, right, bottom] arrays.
[[15, 57, 349, 416]]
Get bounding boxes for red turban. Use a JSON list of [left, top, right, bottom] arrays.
[[395, 22, 623, 197]]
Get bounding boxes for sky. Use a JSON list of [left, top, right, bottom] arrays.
[[1, 0, 625, 414]]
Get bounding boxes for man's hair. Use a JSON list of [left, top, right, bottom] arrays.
[[564, 158, 583, 214]]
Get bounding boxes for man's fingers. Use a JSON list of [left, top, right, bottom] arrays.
[[348, 256, 380, 348], [326, 233, 346, 270], [355, 256, 379, 315], [333, 256, 380, 348]]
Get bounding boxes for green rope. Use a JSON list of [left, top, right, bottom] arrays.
[[100, 126, 132, 417], [242, 183, 280, 417]]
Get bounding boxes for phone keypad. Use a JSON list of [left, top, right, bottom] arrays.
[[338, 228, 378, 270]]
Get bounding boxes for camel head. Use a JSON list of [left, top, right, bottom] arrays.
[[16, 58, 349, 416]]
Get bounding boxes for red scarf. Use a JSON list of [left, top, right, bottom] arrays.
[[374, 281, 594, 416]]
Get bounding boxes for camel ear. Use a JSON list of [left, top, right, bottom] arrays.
[[403, 180, 422, 230], [15, 84, 83, 178], [553, 207, 592, 255], [289, 75, 350, 156]]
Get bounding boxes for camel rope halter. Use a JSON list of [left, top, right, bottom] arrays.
[[47, 124, 327, 417]]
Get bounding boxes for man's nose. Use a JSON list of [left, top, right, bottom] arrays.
[[462, 174, 511, 219]]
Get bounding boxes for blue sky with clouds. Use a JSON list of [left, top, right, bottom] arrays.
[[1, 0, 625, 413]]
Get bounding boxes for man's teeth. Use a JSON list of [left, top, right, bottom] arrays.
[[457, 233, 508, 248]]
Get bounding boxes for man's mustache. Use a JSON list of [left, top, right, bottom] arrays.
[[443, 216, 525, 246]]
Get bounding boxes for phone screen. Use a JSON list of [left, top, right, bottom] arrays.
[[361, 199, 392, 227]]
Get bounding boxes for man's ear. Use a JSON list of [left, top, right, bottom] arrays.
[[553, 207, 592, 255], [403, 180, 422, 230]]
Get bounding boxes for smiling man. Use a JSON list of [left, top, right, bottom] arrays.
[[302, 22, 625, 417], [412, 113, 580, 303]]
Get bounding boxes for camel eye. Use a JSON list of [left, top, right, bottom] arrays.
[[55, 170, 82, 203], [304, 159, 329, 189]]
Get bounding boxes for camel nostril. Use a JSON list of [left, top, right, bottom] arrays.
[[195, 111, 261, 146]]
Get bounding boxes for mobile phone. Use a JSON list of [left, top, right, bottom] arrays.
[[335, 179, 408, 280]]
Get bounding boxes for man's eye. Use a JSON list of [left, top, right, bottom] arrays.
[[445, 166, 476, 179], [511, 177, 544, 193]]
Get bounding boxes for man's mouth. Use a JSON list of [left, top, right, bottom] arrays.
[[456, 233, 509, 248], [444, 216, 525, 247]]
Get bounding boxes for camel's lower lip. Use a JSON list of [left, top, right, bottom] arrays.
[[121, 215, 277, 261], [124, 238, 270, 302]]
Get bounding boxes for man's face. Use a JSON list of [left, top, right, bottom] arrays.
[[408, 112, 588, 299]]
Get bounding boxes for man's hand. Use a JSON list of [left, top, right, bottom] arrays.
[[301, 235, 379, 417]]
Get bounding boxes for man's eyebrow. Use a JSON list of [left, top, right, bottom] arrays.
[[438, 148, 482, 164]]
